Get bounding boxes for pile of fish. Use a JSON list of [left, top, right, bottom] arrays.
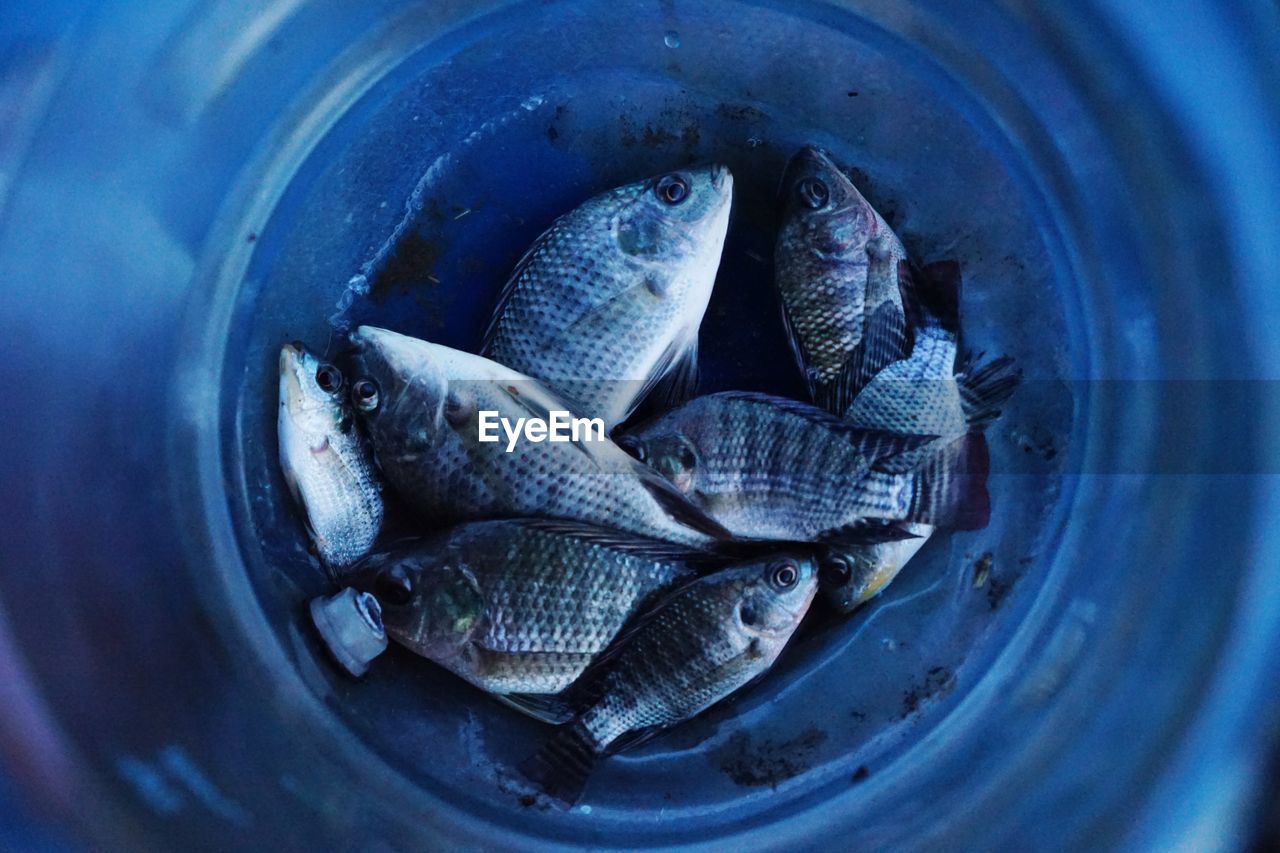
[[278, 148, 1018, 805]]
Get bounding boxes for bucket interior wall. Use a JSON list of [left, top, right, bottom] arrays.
[[2, 0, 1278, 849]]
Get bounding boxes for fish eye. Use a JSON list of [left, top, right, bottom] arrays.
[[655, 174, 689, 205], [821, 555, 853, 586], [677, 445, 696, 470], [352, 379, 380, 412], [375, 566, 413, 606], [798, 177, 829, 210], [315, 363, 343, 394], [770, 560, 800, 589], [616, 434, 648, 463]]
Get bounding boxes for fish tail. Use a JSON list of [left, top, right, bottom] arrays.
[[906, 432, 991, 530], [519, 720, 601, 808], [958, 354, 1021, 429]]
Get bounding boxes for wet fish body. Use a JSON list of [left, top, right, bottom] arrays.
[[348, 326, 726, 547], [620, 391, 988, 541], [277, 343, 384, 568], [482, 165, 733, 430], [521, 553, 818, 805], [353, 520, 700, 695], [775, 146, 910, 413]]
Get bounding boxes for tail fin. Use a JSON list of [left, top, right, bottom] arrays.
[[958, 354, 1021, 429], [900, 260, 961, 335], [519, 721, 601, 808], [905, 433, 991, 530]]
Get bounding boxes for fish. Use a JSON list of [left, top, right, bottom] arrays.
[[481, 165, 734, 430], [775, 146, 910, 414], [277, 342, 384, 568], [519, 552, 818, 806], [349, 519, 705, 697], [618, 391, 989, 542], [347, 326, 730, 548], [822, 262, 1020, 612]]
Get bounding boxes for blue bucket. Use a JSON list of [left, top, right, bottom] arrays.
[[1, 0, 1279, 848]]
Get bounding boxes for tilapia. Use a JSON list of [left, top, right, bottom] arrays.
[[278, 342, 384, 568], [482, 165, 733, 430], [619, 391, 988, 542], [350, 520, 702, 696], [823, 263, 1020, 612], [520, 552, 818, 806], [775, 146, 910, 413], [347, 326, 728, 547]]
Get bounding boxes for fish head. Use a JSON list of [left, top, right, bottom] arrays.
[[777, 146, 878, 263], [348, 325, 455, 444], [278, 342, 351, 436], [609, 164, 733, 285], [352, 553, 484, 660], [617, 428, 701, 495], [735, 553, 819, 639], [819, 533, 930, 614]]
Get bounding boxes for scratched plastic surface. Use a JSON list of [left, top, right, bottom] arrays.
[[2, 0, 1279, 850]]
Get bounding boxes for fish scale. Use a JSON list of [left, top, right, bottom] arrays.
[[357, 519, 697, 695], [482, 166, 733, 430], [352, 327, 723, 547], [624, 392, 931, 541], [520, 555, 818, 805], [277, 343, 384, 569]]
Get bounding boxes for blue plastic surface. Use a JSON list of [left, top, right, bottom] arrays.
[[1, 1, 1278, 849]]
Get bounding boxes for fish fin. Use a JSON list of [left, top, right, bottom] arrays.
[[708, 391, 937, 461], [494, 692, 575, 725], [819, 520, 923, 545], [519, 720, 601, 808], [478, 224, 561, 354], [904, 433, 991, 530], [900, 259, 961, 335], [957, 353, 1021, 429], [642, 336, 700, 411], [820, 301, 911, 415], [777, 300, 819, 403], [632, 461, 735, 541], [509, 519, 727, 570]]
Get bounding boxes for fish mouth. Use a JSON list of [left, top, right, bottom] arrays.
[[278, 343, 312, 414], [709, 163, 732, 192]]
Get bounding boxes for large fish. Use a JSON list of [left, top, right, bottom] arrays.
[[350, 520, 702, 696], [277, 342, 384, 568], [823, 262, 1020, 612], [775, 146, 910, 414], [618, 391, 988, 542], [347, 326, 728, 547], [482, 165, 733, 430], [519, 552, 818, 806]]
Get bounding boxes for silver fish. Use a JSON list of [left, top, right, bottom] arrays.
[[520, 552, 818, 806], [775, 146, 910, 413], [482, 165, 733, 430], [278, 343, 384, 568], [348, 326, 728, 547], [620, 391, 987, 542], [351, 520, 699, 696], [824, 263, 1019, 613]]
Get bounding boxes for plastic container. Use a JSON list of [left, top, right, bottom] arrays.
[[1, 1, 1279, 849]]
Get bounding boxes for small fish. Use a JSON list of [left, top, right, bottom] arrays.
[[350, 520, 703, 696], [520, 552, 818, 806], [822, 263, 1020, 613], [278, 342, 384, 568], [619, 391, 988, 541], [775, 146, 911, 413], [348, 326, 729, 547], [482, 165, 734, 430]]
